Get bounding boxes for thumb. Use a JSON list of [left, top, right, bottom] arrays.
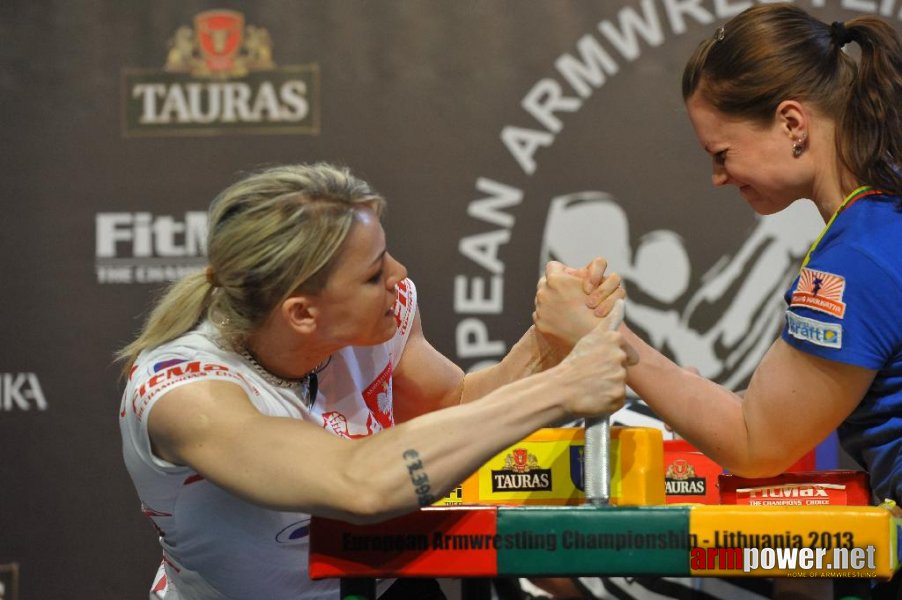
[[544, 260, 566, 277], [594, 299, 639, 366], [598, 298, 625, 331]]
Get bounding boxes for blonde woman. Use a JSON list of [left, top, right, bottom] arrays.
[[118, 163, 631, 600]]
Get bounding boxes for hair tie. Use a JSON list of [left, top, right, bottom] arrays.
[[830, 21, 853, 48], [205, 265, 220, 287]]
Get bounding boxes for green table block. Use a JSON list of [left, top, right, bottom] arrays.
[[496, 505, 691, 576]]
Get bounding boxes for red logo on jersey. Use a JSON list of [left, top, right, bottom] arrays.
[[130, 360, 241, 421], [791, 268, 846, 318], [321, 411, 375, 439], [137, 360, 233, 397], [393, 279, 414, 335], [362, 362, 394, 429]]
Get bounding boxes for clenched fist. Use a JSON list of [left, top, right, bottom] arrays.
[[554, 299, 637, 417]]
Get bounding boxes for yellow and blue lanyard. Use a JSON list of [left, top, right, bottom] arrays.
[[799, 185, 883, 270]]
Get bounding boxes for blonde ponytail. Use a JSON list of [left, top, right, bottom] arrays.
[[116, 271, 212, 377]]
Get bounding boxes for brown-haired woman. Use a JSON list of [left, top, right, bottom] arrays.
[[536, 5, 902, 597]]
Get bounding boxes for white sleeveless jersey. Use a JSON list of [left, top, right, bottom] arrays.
[[120, 279, 417, 600]]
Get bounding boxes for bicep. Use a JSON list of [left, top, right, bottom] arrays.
[[742, 338, 875, 471], [147, 380, 359, 516], [392, 310, 465, 422]]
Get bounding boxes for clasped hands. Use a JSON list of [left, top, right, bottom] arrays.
[[531, 257, 638, 417], [534, 257, 636, 358]]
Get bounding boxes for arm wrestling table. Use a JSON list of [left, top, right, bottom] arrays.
[[310, 305, 900, 598], [309, 503, 901, 599]]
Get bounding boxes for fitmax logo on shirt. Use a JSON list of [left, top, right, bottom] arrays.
[[95, 211, 208, 284]]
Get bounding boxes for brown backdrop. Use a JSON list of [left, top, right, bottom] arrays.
[[2, 1, 898, 598]]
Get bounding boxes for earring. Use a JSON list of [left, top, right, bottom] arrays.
[[792, 133, 807, 158]]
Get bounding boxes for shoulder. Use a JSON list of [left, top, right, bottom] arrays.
[[834, 193, 902, 255], [123, 326, 254, 425], [147, 377, 289, 469], [784, 200, 902, 367], [818, 195, 902, 288], [148, 379, 257, 440]]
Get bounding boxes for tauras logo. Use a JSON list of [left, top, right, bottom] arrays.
[[491, 449, 552, 492], [0, 374, 46, 411], [95, 211, 208, 284], [665, 479, 706, 496], [122, 9, 319, 136], [492, 470, 552, 492]]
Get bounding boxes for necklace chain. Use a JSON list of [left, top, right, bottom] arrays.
[[238, 348, 331, 407], [239, 347, 305, 388]]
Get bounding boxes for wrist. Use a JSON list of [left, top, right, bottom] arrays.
[[521, 326, 568, 373]]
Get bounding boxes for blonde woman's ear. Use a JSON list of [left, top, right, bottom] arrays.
[[283, 296, 318, 334]]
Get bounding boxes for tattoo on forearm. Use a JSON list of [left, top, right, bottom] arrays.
[[402, 449, 435, 506]]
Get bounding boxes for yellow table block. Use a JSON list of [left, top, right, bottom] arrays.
[[689, 505, 901, 579], [434, 427, 665, 507]]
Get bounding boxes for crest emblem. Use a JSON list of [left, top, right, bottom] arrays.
[[666, 458, 696, 480], [791, 268, 847, 318], [362, 363, 394, 429], [504, 448, 539, 473], [165, 10, 274, 78], [195, 11, 244, 72]]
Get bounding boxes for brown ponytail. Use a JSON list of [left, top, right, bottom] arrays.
[[837, 16, 902, 197]]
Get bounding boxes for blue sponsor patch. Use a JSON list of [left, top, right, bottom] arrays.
[[275, 518, 311, 544], [786, 312, 842, 349], [153, 358, 186, 372]]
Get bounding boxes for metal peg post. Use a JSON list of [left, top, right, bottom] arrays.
[[584, 300, 624, 506]]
